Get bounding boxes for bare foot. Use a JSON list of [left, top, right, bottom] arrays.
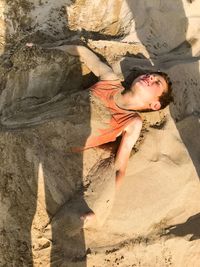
[[80, 211, 96, 226], [25, 42, 60, 51], [80, 211, 95, 221]]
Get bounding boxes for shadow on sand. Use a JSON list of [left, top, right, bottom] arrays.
[[120, 0, 200, 240], [0, 1, 99, 266]]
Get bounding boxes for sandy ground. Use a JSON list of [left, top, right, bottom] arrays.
[[0, 0, 200, 266]]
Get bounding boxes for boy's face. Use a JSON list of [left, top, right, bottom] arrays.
[[131, 73, 168, 110]]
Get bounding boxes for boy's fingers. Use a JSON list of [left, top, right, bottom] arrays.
[[26, 42, 35, 47]]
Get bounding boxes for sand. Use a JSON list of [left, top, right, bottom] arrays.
[[0, 0, 200, 266]]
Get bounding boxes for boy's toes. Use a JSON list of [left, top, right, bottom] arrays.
[[80, 211, 95, 222]]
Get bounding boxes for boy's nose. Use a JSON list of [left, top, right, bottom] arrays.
[[144, 74, 155, 85]]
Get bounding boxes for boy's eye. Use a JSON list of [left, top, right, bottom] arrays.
[[156, 80, 161, 85]]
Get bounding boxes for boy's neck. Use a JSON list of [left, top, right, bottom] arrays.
[[114, 91, 147, 111]]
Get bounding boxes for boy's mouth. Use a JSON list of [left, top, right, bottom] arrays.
[[140, 77, 149, 85]]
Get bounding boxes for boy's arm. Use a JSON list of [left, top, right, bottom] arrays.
[[48, 45, 119, 81], [115, 117, 142, 189]]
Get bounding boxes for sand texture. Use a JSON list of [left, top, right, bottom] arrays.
[[0, 0, 200, 266]]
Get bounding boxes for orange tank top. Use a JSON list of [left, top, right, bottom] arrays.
[[82, 80, 139, 149]]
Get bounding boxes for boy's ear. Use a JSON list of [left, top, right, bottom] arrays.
[[150, 101, 161, 111]]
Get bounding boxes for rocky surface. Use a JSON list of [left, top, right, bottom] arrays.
[[0, 0, 200, 267]]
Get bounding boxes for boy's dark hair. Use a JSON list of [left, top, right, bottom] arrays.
[[122, 69, 173, 110], [153, 71, 173, 109]]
